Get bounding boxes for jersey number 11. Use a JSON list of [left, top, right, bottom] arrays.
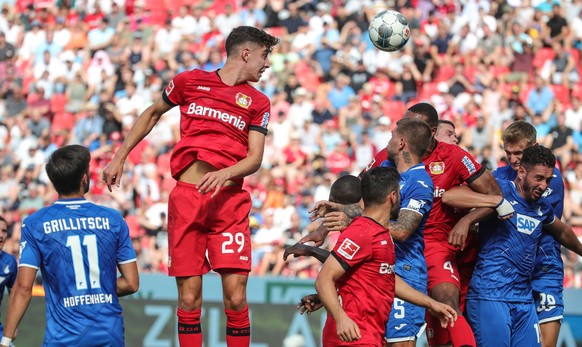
[[66, 235, 101, 290]]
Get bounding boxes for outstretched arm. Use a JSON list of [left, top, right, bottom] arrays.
[[544, 218, 582, 256], [283, 243, 330, 263], [442, 185, 514, 218], [395, 275, 457, 328]]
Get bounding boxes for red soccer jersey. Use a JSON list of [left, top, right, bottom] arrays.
[[162, 69, 271, 181], [322, 217, 396, 347], [422, 142, 483, 243], [360, 148, 389, 175]]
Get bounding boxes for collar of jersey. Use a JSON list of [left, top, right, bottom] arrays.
[[408, 163, 425, 171], [54, 198, 89, 205]]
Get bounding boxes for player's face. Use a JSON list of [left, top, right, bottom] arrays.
[[386, 130, 401, 159], [0, 221, 7, 250], [246, 45, 271, 82], [435, 124, 457, 144], [504, 140, 529, 170], [519, 164, 554, 201]]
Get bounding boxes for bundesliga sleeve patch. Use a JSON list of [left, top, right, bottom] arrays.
[[406, 199, 425, 213], [337, 238, 360, 260], [165, 80, 175, 96], [462, 155, 477, 174]]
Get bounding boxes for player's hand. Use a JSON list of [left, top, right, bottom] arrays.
[[448, 218, 471, 250], [197, 169, 232, 198], [336, 312, 361, 342], [427, 299, 457, 328], [495, 198, 514, 220], [322, 211, 351, 232], [283, 243, 313, 261], [102, 158, 125, 192], [297, 294, 323, 315], [309, 200, 342, 221], [298, 223, 329, 247]]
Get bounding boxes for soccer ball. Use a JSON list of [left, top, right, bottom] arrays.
[[368, 10, 411, 52]]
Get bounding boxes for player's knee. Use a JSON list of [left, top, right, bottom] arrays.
[[223, 291, 247, 310], [178, 292, 202, 310]]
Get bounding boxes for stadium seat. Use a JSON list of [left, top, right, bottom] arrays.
[[50, 94, 68, 114], [533, 47, 555, 68], [550, 84, 571, 106], [382, 100, 406, 124], [419, 82, 440, 100], [433, 65, 455, 82]]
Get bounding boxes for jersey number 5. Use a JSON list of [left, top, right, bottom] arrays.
[[66, 235, 101, 290]]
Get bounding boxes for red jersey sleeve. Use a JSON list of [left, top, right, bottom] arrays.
[[359, 148, 389, 177], [248, 101, 270, 135], [162, 71, 190, 106], [448, 145, 484, 184], [331, 222, 371, 270]]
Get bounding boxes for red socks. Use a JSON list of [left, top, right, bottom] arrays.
[[225, 306, 251, 347], [177, 308, 202, 347], [446, 315, 476, 347]]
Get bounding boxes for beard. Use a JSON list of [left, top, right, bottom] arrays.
[[389, 202, 400, 220], [522, 178, 544, 201]]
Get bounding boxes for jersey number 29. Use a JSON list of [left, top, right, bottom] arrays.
[[66, 235, 101, 290]]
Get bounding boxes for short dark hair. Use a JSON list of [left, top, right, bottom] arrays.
[[438, 119, 455, 129], [360, 167, 400, 207], [225, 26, 280, 57], [329, 175, 361, 204], [395, 118, 432, 158], [405, 102, 439, 128], [502, 120, 537, 147], [45, 145, 91, 195], [520, 145, 555, 170], [0, 215, 6, 226]]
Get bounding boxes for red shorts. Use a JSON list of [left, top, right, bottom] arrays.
[[425, 238, 478, 346], [167, 181, 252, 276]]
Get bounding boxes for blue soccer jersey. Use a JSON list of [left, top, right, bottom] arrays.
[[19, 198, 136, 346], [0, 251, 17, 336], [494, 165, 565, 320], [468, 179, 555, 303], [383, 163, 433, 341]]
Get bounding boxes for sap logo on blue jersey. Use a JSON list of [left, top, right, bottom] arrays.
[[516, 214, 541, 235], [462, 156, 476, 174]]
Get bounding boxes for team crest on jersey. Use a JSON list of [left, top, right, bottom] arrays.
[[338, 238, 360, 260], [3, 265, 9, 274], [20, 241, 27, 257], [235, 92, 252, 109], [429, 161, 445, 175]]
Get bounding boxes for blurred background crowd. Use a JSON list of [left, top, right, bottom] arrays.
[[1, 0, 582, 286]]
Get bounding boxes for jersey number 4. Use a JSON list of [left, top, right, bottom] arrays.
[[66, 235, 101, 290]]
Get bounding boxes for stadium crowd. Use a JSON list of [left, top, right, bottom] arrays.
[[1, 0, 582, 286]]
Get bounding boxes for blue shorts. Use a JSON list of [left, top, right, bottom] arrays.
[[385, 281, 427, 342], [533, 288, 564, 324], [466, 299, 541, 347]]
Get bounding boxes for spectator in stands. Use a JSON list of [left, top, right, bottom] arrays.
[[544, 111, 575, 167], [527, 75, 555, 116]]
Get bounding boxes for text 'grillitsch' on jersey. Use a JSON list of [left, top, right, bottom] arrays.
[[186, 102, 247, 130], [43, 217, 111, 234]]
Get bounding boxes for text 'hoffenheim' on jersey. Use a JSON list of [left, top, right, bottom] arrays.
[[383, 162, 433, 286], [19, 198, 136, 345], [468, 180, 555, 303]]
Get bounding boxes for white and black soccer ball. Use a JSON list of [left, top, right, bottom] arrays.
[[368, 10, 411, 52]]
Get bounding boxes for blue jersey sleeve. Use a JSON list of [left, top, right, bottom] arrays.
[[19, 219, 41, 269], [400, 178, 433, 216], [7, 256, 17, 289], [545, 167, 564, 219], [117, 215, 137, 264]]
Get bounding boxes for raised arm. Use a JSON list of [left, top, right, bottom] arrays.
[[102, 98, 172, 191], [442, 185, 514, 218]]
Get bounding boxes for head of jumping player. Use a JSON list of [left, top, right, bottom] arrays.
[[329, 174, 362, 205], [516, 145, 556, 202], [402, 102, 439, 154], [224, 26, 280, 83], [435, 120, 458, 145], [501, 120, 537, 171], [45, 145, 91, 197]]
